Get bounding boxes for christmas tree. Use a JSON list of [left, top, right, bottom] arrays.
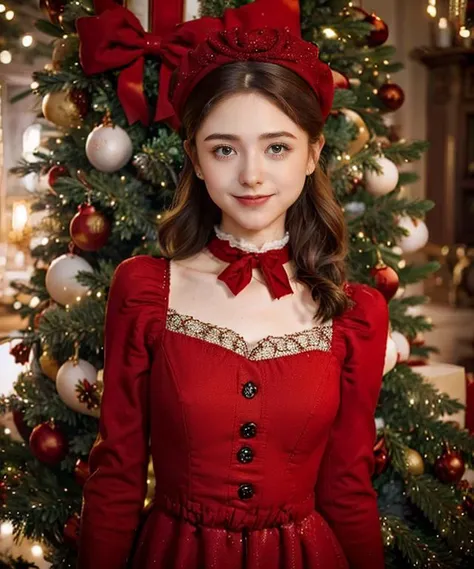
[[1, 1, 473, 568], [0, 0, 52, 64]]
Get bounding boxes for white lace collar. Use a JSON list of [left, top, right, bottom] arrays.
[[213, 225, 290, 253]]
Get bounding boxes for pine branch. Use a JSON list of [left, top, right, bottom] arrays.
[[407, 475, 474, 553], [37, 296, 105, 357], [398, 262, 442, 285], [382, 515, 452, 569], [383, 140, 431, 165], [398, 171, 420, 186], [331, 89, 358, 109]]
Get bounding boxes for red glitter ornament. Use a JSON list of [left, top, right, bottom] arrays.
[[378, 83, 405, 112], [365, 13, 389, 47], [370, 263, 399, 302], [69, 203, 111, 252], [48, 165, 69, 188], [29, 421, 68, 466], [352, 8, 389, 48], [434, 447, 466, 484]]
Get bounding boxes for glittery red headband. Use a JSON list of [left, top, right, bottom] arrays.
[[158, 0, 336, 127], [165, 25, 335, 124]]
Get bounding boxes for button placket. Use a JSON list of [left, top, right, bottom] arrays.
[[237, 379, 259, 500]]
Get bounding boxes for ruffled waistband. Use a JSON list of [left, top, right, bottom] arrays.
[[150, 492, 315, 531]]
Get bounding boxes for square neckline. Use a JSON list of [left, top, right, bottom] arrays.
[[164, 258, 333, 361]]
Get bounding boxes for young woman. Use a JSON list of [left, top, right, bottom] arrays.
[[77, 2, 389, 568]]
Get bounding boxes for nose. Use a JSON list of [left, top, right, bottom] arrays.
[[238, 153, 264, 188]]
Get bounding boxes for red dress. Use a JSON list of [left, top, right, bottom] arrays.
[[77, 255, 389, 569]]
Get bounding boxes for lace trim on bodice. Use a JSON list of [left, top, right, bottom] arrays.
[[166, 308, 333, 361], [213, 225, 290, 253]]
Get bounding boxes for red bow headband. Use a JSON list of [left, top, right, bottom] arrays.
[[77, 0, 343, 130]]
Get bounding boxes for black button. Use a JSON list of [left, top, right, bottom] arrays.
[[238, 483, 254, 500], [237, 446, 254, 463], [240, 422, 257, 438], [242, 382, 258, 399]]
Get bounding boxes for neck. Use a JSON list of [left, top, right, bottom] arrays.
[[214, 225, 289, 254], [216, 217, 289, 249]]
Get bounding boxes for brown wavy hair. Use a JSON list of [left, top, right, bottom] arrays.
[[158, 61, 351, 322]]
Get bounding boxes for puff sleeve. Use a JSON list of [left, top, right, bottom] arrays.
[[314, 283, 389, 569], [77, 257, 162, 569]]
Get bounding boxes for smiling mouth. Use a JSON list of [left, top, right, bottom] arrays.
[[233, 194, 274, 199]]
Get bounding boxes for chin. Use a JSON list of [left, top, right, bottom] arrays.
[[223, 215, 283, 234]]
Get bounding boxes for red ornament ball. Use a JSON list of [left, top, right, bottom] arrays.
[[352, 8, 389, 47], [373, 436, 390, 475], [378, 83, 405, 112], [48, 165, 69, 188], [370, 264, 399, 301], [29, 421, 68, 466], [365, 12, 389, 47], [69, 203, 111, 252], [63, 513, 81, 549], [69, 89, 89, 118], [434, 449, 466, 484], [74, 458, 90, 487]]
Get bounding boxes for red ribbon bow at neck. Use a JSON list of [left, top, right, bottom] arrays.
[[206, 236, 293, 300]]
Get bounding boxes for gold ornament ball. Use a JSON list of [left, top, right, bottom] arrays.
[[341, 109, 370, 157], [42, 91, 82, 129], [405, 448, 425, 476], [39, 350, 60, 381], [51, 36, 78, 70]]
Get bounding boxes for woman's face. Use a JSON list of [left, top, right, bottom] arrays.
[[185, 92, 324, 243]]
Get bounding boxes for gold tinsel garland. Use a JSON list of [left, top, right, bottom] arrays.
[[449, 0, 468, 26]]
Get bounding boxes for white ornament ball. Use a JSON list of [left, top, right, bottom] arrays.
[[391, 331, 411, 362], [45, 254, 93, 306], [396, 216, 429, 254], [85, 124, 133, 172], [56, 358, 99, 417], [375, 416, 385, 431], [344, 201, 366, 221], [383, 335, 398, 375], [364, 156, 399, 196]]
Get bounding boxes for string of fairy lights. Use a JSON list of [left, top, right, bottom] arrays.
[[427, 0, 472, 40], [0, 3, 36, 65]]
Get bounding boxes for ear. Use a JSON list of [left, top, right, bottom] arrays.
[[306, 135, 326, 176]]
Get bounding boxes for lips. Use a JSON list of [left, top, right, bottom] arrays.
[[233, 194, 273, 207], [234, 195, 273, 199]]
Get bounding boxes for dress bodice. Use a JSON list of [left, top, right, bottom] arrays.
[[77, 255, 389, 569]]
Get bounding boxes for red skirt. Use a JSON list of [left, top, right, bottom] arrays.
[[131, 498, 349, 569]]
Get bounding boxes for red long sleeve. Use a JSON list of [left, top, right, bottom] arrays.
[[314, 283, 389, 569], [77, 257, 158, 569]]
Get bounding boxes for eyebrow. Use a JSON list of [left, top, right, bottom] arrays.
[[203, 131, 297, 142]]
